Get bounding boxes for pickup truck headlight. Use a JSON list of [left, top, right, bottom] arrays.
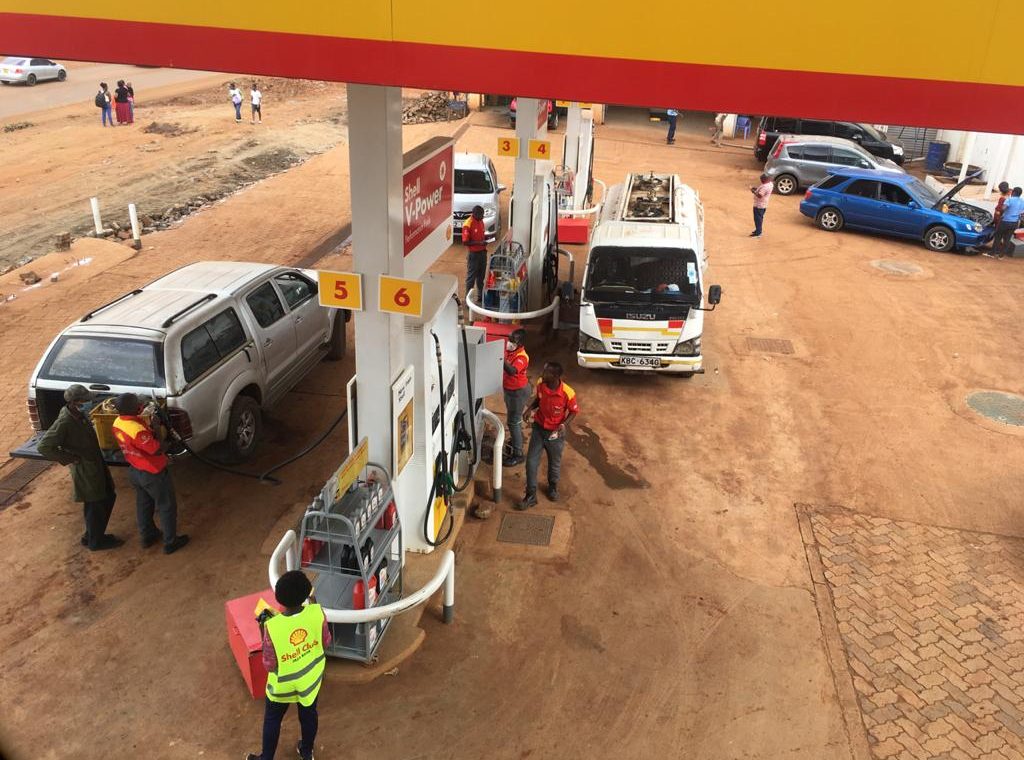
[[578, 333, 605, 353], [674, 338, 700, 356]]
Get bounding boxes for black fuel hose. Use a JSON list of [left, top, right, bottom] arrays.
[[451, 293, 478, 492], [424, 331, 455, 547]]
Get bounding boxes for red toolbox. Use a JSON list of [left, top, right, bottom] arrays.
[[225, 589, 283, 699], [557, 217, 590, 245]]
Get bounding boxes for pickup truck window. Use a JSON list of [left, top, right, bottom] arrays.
[[40, 336, 163, 386], [181, 308, 246, 383], [246, 282, 286, 327], [274, 273, 315, 310]]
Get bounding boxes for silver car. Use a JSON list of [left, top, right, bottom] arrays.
[[453, 152, 505, 241], [764, 134, 904, 195], [0, 56, 67, 85]]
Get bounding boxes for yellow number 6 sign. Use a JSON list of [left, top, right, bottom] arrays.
[[378, 275, 424, 318]]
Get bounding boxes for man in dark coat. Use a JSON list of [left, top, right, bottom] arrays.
[[38, 385, 123, 551]]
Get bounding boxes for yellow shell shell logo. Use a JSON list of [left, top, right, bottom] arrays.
[[289, 628, 308, 646]]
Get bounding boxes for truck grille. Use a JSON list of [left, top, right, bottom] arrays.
[[608, 340, 672, 354]]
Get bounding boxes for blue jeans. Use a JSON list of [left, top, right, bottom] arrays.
[[503, 386, 531, 455], [102, 105, 113, 126], [753, 207, 766, 235], [666, 115, 677, 142], [260, 697, 318, 760], [233, 101, 242, 120], [525, 422, 565, 494]]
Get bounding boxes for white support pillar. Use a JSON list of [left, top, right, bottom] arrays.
[[564, 103, 582, 173], [959, 132, 977, 184], [511, 97, 547, 311], [1003, 136, 1022, 185], [347, 84, 406, 467], [986, 135, 1014, 196]]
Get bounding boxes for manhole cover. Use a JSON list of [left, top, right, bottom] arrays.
[[746, 337, 794, 355], [0, 459, 51, 508], [497, 513, 555, 546], [870, 259, 924, 276], [966, 391, 1024, 427]]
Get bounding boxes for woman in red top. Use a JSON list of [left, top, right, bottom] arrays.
[[517, 361, 578, 509]]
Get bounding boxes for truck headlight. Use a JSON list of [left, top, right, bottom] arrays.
[[578, 333, 605, 353], [483, 205, 498, 218], [674, 338, 700, 356]]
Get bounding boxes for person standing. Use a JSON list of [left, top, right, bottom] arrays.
[[113, 80, 131, 125], [665, 108, 679, 144], [111, 393, 189, 554], [750, 172, 773, 237], [126, 80, 135, 124], [96, 82, 113, 127], [245, 570, 330, 760], [517, 362, 579, 510], [502, 329, 530, 467], [37, 385, 122, 552], [984, 181, 1011, 255], [993, 186, 1024, 259], [710, 112, 726, 147], [250, 82, 263, 124], [228, 82, 243, 123], [462, 205, 488, 299]]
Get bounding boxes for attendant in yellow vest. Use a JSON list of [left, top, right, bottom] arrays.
[[246, 570, 330, 760]]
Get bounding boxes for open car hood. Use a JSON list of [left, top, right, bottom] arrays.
[[934, 171, 983, 208]]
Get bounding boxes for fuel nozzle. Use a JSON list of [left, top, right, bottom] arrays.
[[431, 330, 443, 360]]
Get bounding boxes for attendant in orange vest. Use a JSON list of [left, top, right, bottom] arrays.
[[502, 328, 530, 467], [111, 393, 190, 554], [461, 205, 489, 299], [517, 362, 579, 510]]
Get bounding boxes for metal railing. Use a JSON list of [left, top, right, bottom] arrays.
[[465, 289, 560, 331]]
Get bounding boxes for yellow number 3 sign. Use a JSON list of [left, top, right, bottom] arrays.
[[497, 137, 520, 157], [378, 275, 424, 318]]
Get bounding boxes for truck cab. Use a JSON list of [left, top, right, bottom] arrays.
[[576, 172, 721, 375]]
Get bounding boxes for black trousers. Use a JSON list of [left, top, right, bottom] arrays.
[[994, 221, 1018, 255], [82, 494, 116, 548], [260, 696, 318, 760]]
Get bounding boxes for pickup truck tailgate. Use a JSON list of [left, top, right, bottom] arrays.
[[11, 432, 127, 466]]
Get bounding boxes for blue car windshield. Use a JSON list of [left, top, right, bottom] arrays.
[[905, 178, 942, 207]]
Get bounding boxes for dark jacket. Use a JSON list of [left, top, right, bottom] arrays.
[[114, 86, 129, 104], [37, 406, 115, 503]]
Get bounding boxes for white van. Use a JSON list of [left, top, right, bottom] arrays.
[[577, 172, 721, 375]]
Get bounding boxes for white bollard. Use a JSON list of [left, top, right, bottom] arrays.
[[90, 197, 102, 235], [128, 203, 142, 250]]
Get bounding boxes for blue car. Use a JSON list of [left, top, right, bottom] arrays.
[[799, 169, 992, 252]]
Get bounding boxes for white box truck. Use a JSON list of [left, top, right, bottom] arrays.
[[576, 172, 721, 375]]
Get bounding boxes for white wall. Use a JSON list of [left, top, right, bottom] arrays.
[[937, 130, 1024, 188]]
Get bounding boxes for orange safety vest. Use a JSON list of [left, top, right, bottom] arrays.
[[504, 346, 530, 391], [111, 415, 167, 474], [462, 216, 487, 252]]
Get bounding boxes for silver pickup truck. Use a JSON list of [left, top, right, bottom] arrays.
[[13, 261, 348, 463]]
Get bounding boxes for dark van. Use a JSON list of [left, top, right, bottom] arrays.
[[755, 117, 904, 165]]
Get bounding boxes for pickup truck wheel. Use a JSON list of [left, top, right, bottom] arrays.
[[223, 395, 261, 462], [816, 207, 844, 232], [924, 225, 955, 252], [325, 311, 347, 361]]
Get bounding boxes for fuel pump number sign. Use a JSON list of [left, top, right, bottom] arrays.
[[317, 270, 363, 310], [528, 139, 551, 160], [497, 137, 520, 157], [378, 275, 424, 317]]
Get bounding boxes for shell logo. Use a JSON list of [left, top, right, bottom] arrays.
[[289, 628, 308, 646]]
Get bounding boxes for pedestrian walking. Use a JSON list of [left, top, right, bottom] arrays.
[[502, 329, 530, 467], [250, 82, 263, 124], [710, 112, 726, 147], [37, 385, 123, 551], [111, 393, 189, 554], [229, 82, 243, 123], [992, 186, 1024, 259], [750, 172, 773, 237], [665, 108, 679, 144], [114, 80, 131, 125], [517, 362, 579, 510], [245, 570, 330, 760], [126, 80, 135, 124], [96, 82, 113, 127], [462, 205, 488, 298]]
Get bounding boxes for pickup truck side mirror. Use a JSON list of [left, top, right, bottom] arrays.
[[708, 284, 722, 305], [309, 282, 319, 296]]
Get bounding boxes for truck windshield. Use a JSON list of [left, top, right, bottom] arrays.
[[585, 246, 701, 304], [40, 336, 164, 386], [454, 170, 493, 194]]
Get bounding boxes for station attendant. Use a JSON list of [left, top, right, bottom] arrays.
[[111, 393, 189, 554], [517, 362, 579, 510], [502, 328, 530, 467], [246, 570, 330, 760], [462, 205, 488, 299], [37, 385, 122, 551]]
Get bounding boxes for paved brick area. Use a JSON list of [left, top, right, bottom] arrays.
[[808, 510, 1024, 760]]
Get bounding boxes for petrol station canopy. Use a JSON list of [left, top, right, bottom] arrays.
[[0, 1, 1021, 133]]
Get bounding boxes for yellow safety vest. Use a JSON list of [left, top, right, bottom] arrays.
[[265, 604, 327, 706]]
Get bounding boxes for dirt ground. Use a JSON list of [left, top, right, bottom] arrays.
[[0, 89, 1022, 760]]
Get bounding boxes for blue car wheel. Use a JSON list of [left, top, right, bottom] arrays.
[[816, 207, 844, 232], [924, 225, 955, 252]]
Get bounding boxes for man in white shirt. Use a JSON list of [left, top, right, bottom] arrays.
[[666, 108, 679, 144], [250, 82, 263, 124], [228, 82, 242, 123]]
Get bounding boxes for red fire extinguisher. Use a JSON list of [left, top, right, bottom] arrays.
[[301, 538, 324, 567], [376, 501, 397, 530], [352, 576, 378, 609]]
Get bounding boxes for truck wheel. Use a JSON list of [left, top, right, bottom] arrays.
[[223, 395, 261, 462], [924, 225, 955, 252], [326, 311, 347, 361]]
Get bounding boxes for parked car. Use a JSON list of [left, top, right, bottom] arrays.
[[453, 152, 505, 242], [14, 262, 349, 464], [755, 117, 904, 165], [509, 98, 559, 130], [764, 135, 905, 195], [799, 170, 992, 252], [0, 56, 66, 85]]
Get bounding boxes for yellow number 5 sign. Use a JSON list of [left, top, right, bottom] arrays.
[[317, 270, 363, 310], [378, 275, 424, 318]]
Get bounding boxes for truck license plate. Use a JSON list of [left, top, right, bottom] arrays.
[[619, 356, 661, 368]]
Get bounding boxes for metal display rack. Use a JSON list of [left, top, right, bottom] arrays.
[[298, 460, 403, 664], [482, 240, 528, 314]]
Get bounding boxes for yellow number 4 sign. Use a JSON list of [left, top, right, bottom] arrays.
[[528, 139, 551, 160], [378, 275, 424, 318], [497, 136, 520, 157], [317, 271, 363, 310]]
